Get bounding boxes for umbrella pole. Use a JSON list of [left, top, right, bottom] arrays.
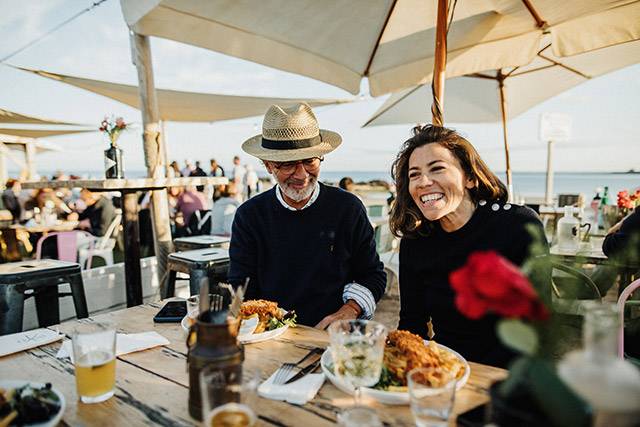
[[497, 72, 513, 202], [130, 32, 174, 297], [431, 0, 448, 126]]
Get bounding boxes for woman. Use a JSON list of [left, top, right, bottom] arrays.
[[390, 125, 547, 368]]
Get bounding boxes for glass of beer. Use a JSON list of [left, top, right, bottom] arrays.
[[72, 323, 116, 403]]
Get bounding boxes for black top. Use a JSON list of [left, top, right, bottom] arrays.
[[78, 196, 117, 237], [398, 201, 546, 368], [603, 206, 640, 265], [1, 190, 21, 223], [228, 183, 386, 326]]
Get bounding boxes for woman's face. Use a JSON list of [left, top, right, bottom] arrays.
[[408, 143, 475, 223]]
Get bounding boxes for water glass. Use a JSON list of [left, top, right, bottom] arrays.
[[72, 323, 116, 403], [328, 319, 387, 406], [408, 367, 457, 427], [337, 406, 383, 427]]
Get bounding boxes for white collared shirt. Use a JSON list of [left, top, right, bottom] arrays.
[[273, 182, 376, 319]]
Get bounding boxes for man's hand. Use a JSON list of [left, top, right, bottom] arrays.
[[315, 301, 362, 330]]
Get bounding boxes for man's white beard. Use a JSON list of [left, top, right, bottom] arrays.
[[274, 172, 317, 202]]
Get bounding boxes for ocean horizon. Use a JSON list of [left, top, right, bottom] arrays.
[[24, 169, 639, 201]]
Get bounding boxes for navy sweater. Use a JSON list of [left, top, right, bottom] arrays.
[[398, 201, 547, 368], [228, 183, 386, 326]]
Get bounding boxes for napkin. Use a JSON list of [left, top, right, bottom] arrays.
[[56, 331, 170, 362], [258, 369, 325, 405], [0, 328, 64, 357]]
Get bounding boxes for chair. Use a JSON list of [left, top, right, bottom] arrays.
[[186, 209, 212, 236], [0, 259, 88, 335], [35, 230, 96, 268], [618, 278, 640, 359], [78, 212, 122, 269], [165, 248, 230, 298], [558, 194, 584, 209]]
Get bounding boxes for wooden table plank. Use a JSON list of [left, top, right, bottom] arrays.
[[1, 303, 507, 426]]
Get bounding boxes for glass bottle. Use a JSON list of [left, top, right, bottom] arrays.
[[556, 205, 579, 250], [558, 303, 640, 425], [104, 144, 124, 179], [589, 191, 601, 231]]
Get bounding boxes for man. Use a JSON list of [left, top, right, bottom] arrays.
[[230, 155, 246, 202], [228, 103, 386, 327], [181, 159, 195, 177], [71, 189, 117, 237], [210, 159, 225, 202], [189, 161, 207, 192]]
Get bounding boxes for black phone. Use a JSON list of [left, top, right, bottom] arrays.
[[153, 300, 187, 323]]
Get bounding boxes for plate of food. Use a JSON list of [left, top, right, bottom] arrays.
[[321, 330, 470, 405], [181, 299, 296, 344], [0, 381, 65, 426]]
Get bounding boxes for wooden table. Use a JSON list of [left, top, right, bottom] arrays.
[[0, 303, 506, 426], [550, 237, 607, 266], [10, 220, 79, 234], [21, 178, 226, 307]]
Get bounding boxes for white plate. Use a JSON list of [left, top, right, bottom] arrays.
[[0, 380, 65, 427], [181, 310, 289, 344], [321, 343, 471, 405]]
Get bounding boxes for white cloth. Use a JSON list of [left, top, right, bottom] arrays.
[[258, 369, 325, 405], [0, 328, 64, 357], [56, 331, 169, 363]]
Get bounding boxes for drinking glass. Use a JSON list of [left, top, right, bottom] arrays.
[[408, 367, 457, 427], [337, 406, 383, 427], [328, 319, 387, 407], [72, 323, 116, 403], [200, 363, 256, 426]]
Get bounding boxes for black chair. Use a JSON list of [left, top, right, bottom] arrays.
[[173, 235, 230, 252], [0, 259, 88, 335], [186, 210, 212, 236], [165, 248, 230, 298]]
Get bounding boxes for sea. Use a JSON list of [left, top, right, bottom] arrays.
[[34, 169, 639, 201]]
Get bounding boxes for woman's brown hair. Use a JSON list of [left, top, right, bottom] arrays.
[[389, 125, 507, 238]]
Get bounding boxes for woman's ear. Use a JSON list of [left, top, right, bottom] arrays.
[[465, 176, 476, 190]]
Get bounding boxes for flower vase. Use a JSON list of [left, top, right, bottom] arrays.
[[104, 143, 124, 179]]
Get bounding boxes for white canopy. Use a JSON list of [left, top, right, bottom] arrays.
[[365, 39, 640, 126], [18, 67, 351, 122], [120, 0, 640, 96], [0, 108, 82, 126], [0, 128, 94, 139]]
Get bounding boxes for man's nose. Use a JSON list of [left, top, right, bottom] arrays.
[[292, 162, 308, 177]]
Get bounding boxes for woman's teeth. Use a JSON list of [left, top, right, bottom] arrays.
[[420, 193, 443, 203]]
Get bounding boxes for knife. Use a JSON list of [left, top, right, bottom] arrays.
[[283, 357, 322, 385]]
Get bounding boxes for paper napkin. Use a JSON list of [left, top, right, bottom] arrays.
[[0, 328, 64, 357], [56, 331, 170, 362], [258, 369, 325, 405]]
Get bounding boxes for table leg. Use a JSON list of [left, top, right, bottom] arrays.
[[122, 191, 143, 307], [0, 283, 25, 335]]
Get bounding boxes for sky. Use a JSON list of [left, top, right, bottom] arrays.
[[1, 0, 639, 177]]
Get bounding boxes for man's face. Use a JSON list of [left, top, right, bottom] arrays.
[[265, 157, 322, 203]]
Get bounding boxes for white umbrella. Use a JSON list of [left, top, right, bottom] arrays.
[[364, 39, 640, 196], [119, 0, 640, 97]]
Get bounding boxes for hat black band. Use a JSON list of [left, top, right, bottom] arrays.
[[261, 134, 322, 150]]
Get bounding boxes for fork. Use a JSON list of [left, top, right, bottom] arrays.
[[272, 348, 323, 385]]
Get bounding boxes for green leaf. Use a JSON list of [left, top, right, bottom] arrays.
[[497, 319, 538, 355]]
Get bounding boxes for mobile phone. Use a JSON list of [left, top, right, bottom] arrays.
[[153, 300, 187, 323]]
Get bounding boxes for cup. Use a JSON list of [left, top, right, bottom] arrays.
[[72, 323, 116, 403], [408, 367, 457, 427], [337, 406, 383, 427]]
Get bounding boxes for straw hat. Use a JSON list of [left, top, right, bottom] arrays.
[[242, 103, 341, 162]]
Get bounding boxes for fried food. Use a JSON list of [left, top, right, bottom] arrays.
[[239, 300, 283, 333], [383, 330, 465, 387]]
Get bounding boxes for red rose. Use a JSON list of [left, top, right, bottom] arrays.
[[450, 251, 548, 321]]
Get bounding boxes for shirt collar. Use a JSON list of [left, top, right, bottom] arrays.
[[275, 181, 320, 211]]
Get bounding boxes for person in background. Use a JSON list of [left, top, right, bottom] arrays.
[[190, 161, 207, 177], [210, 158, 226, 202], [338, 176, 363, 203], [181, 159, 195, 177], [390, 124, 547, 368], [2, 179, 22, 223], [211, 183, 240, 236], [169, 160, 182, 177], [68, 189, 117, 237], [230, 155, 246, 202], [175, 185, 207, 225], [24, 188, 72, 217], [603, 206, 640, 263], [228, 103, 386, 327], [244, 164, 259, 198]]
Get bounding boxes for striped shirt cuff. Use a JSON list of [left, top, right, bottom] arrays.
[[343, 283, 376, 320]]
